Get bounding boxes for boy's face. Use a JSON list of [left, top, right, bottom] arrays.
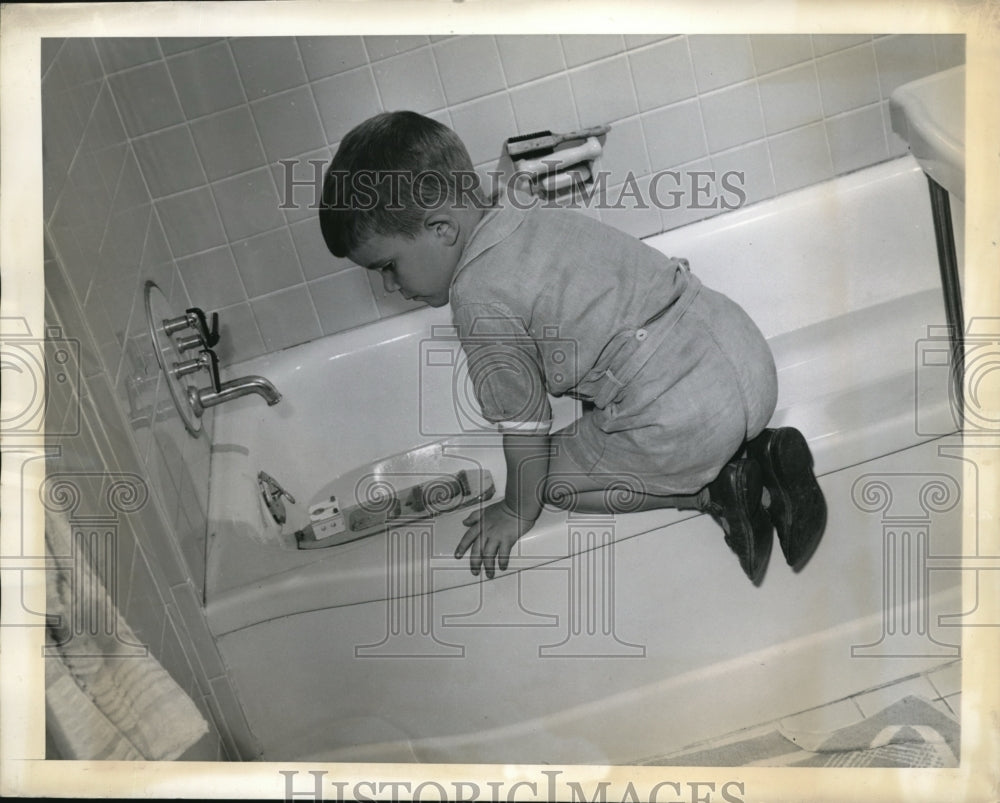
[[348, 220, 461, 308]]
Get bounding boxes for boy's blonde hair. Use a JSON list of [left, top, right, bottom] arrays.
[[320, 111, 478, 258]]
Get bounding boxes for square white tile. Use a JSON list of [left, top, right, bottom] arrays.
[[231, 227, 304, 298], [176, 245, 246, 310], [211, 167, 285, 242], [434, 36, 506, 105], [214, 301, 265, 365], [815, 44, 881, 117], [297, 36, 368, 81], [108, 62, 185, 137], [758, 62, 823, 135], [250, 85, 327, 164], [641, 99, 706, 171], [509, 75, 579, 135], [167, 41, 246, 119], [700, 80, 765, 153], [769, 122, 833, 195], [495, 35, 565, 87], [156, 187, 227, 257], [372, 47, 445, 114], [598, 174, 662, 239], [449, 93, 517, 166], [595, 115, 649, 186], [750, 34, 814, 76], [711, 140, 775, 208], [312, 67, 382, 144], [628, 37, 697, 112], [570, 55, 638, 127], [688, 34, 755, 93], [825, 104, 888, 176], [231, 37, 308, 100], [251, 285, 322, 351], [132, 126, 207, 198], [190, 106, 267, 182], [309, 268, 381, 335], [54, 38, 104, 89], [290, 217, 352, 280]]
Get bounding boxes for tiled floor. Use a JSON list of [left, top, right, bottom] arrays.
[[645, 659, 961, 763]]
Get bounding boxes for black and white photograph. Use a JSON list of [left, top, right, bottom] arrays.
[[1, 2, 998, 801]]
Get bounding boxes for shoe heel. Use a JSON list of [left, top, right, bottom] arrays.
[[751, 427, 826, 571]]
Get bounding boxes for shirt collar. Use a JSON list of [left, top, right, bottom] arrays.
[[450, 189, 533, 287]]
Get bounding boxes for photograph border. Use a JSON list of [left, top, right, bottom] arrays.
[[2, 1, 998, 800]]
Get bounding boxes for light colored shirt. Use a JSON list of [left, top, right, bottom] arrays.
[[449, 197, 692, 432]]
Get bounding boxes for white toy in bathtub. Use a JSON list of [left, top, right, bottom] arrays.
[[307, 498, 347, 541], [295, 468, 496, 550]]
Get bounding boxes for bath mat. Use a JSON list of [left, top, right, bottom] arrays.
[[647, 695, 959, 768]]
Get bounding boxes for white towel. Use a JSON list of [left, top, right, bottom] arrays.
[[44, 509, 210, 760]]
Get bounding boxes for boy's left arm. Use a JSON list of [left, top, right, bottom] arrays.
[[455, 431, 551, 578]]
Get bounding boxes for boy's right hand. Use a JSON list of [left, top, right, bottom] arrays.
[[455, 501, 534, 579]]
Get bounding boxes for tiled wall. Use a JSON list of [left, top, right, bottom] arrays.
[[92, 33, 963, 364], [42, 38, 258, 759]]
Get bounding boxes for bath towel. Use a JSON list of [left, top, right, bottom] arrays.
[[44, 509, 209, 760]]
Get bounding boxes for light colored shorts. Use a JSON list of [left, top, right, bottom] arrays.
[[560, 284, 778, 495]]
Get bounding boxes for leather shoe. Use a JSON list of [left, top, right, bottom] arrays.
[[746, 427, 827, 571], [703, 458, 773, 585]]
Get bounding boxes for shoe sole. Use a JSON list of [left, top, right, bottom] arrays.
[[750, 428, 827, 572], [730, 459, 773, 586]]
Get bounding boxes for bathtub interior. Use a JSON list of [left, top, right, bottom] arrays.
[[203, 155, 964, 763]]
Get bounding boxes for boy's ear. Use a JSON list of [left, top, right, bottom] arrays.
[[425, 212, 460, 246]]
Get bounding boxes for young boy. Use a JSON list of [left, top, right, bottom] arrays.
[[320, 111, 826, 586]]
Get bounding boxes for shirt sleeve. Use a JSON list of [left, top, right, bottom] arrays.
[[452, 302, 552, 433]]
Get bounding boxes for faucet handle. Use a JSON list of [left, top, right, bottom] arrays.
[[172, 348, 220, 392], [162, 306, 220, 348], [186, 307, 220, 348]]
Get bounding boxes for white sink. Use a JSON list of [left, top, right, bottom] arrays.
[[889, 66, 965, 200]]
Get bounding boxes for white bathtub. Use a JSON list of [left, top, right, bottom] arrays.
[[205, 156, 964, 763]]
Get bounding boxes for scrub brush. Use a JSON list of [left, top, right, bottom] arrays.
[[505, 125, 611, 158]]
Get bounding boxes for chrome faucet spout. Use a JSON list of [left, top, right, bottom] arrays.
[[187, 375, 282, 415]]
